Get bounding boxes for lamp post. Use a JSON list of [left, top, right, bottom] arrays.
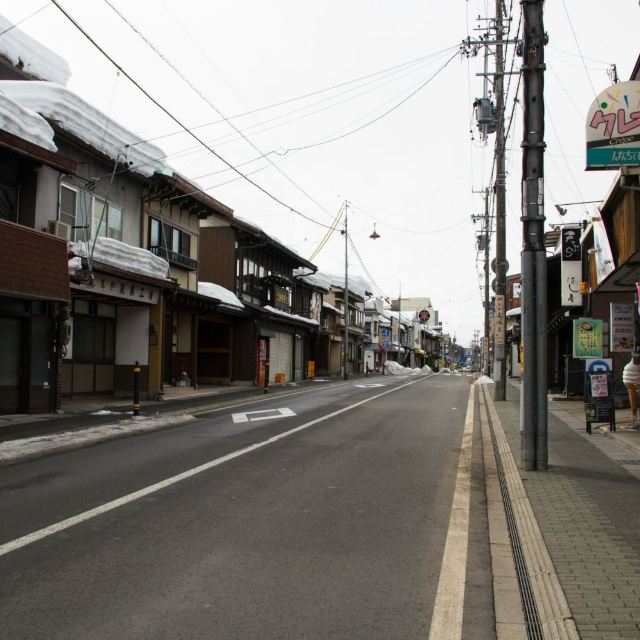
[[554, 200, 602, 216]]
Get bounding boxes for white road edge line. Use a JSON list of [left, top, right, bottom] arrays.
[[428, 383, 475, 640], [0, 375, 432, 558]]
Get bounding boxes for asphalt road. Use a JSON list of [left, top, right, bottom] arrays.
[[0, 373, 494, 639]]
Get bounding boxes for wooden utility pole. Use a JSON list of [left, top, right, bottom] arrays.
[[343, 200, 349, 380], [483, 190, 491, 376], [493, 0, 507, 400], [521, 0, 547, 471]]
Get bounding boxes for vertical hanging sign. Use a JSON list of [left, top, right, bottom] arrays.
[[561, 227, 582, 306]]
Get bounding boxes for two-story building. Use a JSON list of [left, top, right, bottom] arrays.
[[199, 216, 318, 385]]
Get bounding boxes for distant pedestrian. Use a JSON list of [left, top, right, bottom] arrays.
[[622, 354, 640, 428]]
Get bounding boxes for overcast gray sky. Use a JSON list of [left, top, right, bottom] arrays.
[[2, 0, 638, 345]]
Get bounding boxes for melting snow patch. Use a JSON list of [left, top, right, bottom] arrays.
[[0, 413, 195, 466], [90, 410, 124, 415], [474, 375, 495, 385], [384, 361, 424, 376]]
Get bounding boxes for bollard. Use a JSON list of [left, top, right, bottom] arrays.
[[133, 361, 141, 416], [264, 360, 270, 394]]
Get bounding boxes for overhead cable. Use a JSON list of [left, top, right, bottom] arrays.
[[50, 0, 334, 230]]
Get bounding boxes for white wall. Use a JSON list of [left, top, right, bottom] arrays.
[[116, 306, 149, 365]]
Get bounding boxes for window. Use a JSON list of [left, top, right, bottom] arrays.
[[72, 314, 115, 363], [92, 197, 122, 241], [60, 184, 120, 242], [147, 217, 196, 269]]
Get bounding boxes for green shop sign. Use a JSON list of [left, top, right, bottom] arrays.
[[573, 318, 603, 358]]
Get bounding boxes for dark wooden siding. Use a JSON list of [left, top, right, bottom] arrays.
[[199, 226, 236, 290], [612, 190, 640, 267], [232, 317, 255, 382]]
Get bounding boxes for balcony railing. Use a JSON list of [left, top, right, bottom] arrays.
[[149, 246, 198, 271]]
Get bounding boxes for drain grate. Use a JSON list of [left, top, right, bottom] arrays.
[[490, 422, 544, 640]]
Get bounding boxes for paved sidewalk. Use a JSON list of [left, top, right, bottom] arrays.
[[491, 381, 640, 639]]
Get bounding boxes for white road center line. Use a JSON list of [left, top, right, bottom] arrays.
[[428, 383, 475, 640], [0, 375, 431, 558]]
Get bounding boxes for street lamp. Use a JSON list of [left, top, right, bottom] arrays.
[[554, 200, 602, 216]]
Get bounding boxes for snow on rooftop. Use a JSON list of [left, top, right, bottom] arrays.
[[198, 282, 244, 309], [294, 269, 330, 292], [325, 273, 372, 299], [0, 90, 56, 151], [0, 16, 71, 85], [0, 81, 171, 178], [264, 305, 319, 326], [322, 300, 344, 316], [70, 237, 170, 280]]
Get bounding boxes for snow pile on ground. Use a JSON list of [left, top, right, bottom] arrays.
[[0, 16, 71, 85], [0, 81, 171, 177], [69, 236, 170, 280], [384, 361, 425, 376], [199, 282, 244, 309], [0, 413, 195, 466], [0, 91, 57, 151], [422, 364, 433, 373], [474, 375, 495, 385], [90, 410, 126, 415], [439, 368, 451, 374]]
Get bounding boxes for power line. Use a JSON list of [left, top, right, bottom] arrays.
[[309, 203, 345, 261], [141, 50, 455, 180], [560, 0, 598, 99], [347, 235, 386, 299], [50, 0, 335, 230], [125, 48, 457, 149], [282, 51, 459, 153], [0, 3, 51, 37], [103, 0, 345, 222]]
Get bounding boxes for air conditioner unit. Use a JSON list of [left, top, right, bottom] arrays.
[[47, 220, 71, 240]]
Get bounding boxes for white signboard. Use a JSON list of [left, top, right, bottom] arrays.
[[593, 215, 616, 285], [610, 303, 634, 352], [71, 273, 160, 304], [412, 319, 421, 349], [561, 261, 583, 306], [494, 295, 505, 345], [561, 226, 582, 307], [585, 358, 613, 373], [586, 81, 640, 169]]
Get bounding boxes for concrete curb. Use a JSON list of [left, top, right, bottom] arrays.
[[604, 429, 640, 456], [481, 384, 580, 640], [479, 388, 527, 639]]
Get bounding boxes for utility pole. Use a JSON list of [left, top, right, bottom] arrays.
[[483, 190, 491, 376], [493, 0, 507, 400], [521, 0, 547, 471], [343, 200, 349, 381], [472, 189, 491, 376]]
